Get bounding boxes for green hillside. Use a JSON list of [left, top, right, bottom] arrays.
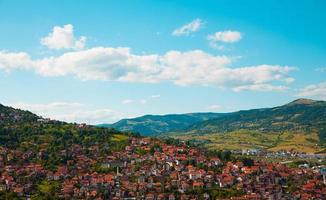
[[163, 99, 326, 153], [181, 99, 326, 143], [0, 103, 39, 124], [103, 112, 225, 135], [0, 103, 135, 170], [169, 130, 323, 153]]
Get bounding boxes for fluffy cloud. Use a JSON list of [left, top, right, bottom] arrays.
[[208, 30, 242, 49], [0, 48, 295, 91], [40, 24, 87, 50], [172, 19, 203, 36], [9, 102, 123, 124], [296, 82, 326, 100], [0, 51, 32, 72], [208, 31, 242, 43]]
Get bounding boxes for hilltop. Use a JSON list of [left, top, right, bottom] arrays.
[[0, 103, 39, 124], [102, 112, 225, 135]]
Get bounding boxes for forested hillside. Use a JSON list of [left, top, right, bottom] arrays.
[[0, 103, 135, 170], [104, 113, 225, 135], [182, 99, 326, 143]]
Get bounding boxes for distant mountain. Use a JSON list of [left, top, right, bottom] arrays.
[[163, 99, 325, 153], [103, 113, 225, 135], [183, 99, 326, 141], [101, 99, 326, 152], [103, 99, 326, 138]]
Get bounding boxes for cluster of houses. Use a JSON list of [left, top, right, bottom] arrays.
[[0, 137, 325, 199]]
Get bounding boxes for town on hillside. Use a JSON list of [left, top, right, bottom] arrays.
[[0, 135, 325, 199]]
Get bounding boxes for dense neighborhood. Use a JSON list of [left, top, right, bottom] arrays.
[[0, 135, 325, 199]]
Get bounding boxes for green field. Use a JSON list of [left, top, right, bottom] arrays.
[[170, 130, 324, 153], [111, 134, 130, 142]]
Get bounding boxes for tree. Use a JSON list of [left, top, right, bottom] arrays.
[[242, 158, 254, 167], [32, 180, 61, 199]]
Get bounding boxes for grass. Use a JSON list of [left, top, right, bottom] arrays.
[[171, 130, 324, 153], [268, 131, 321, 153], [111, 134, 129, 142]]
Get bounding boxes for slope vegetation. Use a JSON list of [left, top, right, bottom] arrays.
[[105, 113, 225, 135]]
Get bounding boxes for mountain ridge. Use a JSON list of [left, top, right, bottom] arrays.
[[1, 99, 325, 153], [102, 112, 226, 135], [101, 99, 326, 148], [178, 99, 325, 141]]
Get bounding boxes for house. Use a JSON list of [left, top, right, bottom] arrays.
[[218, 174, 235, 187], [101, 160, 124, 168], [13, 185, 24, 196], [145, 193, 155, 200], [193, 181, 204, 188], [168, 194, 176, 200]]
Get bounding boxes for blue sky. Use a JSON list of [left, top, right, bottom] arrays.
[[0, 0, 325, 124]]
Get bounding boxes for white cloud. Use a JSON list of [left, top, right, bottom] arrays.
[[207, 104, 221, 110], [296, 82, 326, 100], [0, 51, 32, 72], [8, 102, 123, 124], [150, 94, 161, 98], [208, 30, 242, 49], [232, 84, 289, 92], [40, 24, 87, 50], [122, 99, 134, 104], [122, 99, 147, 105], [172, 19, 203, 36], [0, 48, 295, 92], [208, 31, 242, 43], [0, 24, 294, 92]]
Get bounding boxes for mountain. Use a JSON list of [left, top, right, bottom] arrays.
[[101, 99, 326, 153], [104, 113, 225, 135], [183, 98, 325, 138], [166, 99, 326, 153]]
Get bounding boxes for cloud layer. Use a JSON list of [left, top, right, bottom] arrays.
[[0, 48, 295, 91], [40, 24, 86, 50], [172, 19, 203, 36], [296, 82, 326, 100]]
